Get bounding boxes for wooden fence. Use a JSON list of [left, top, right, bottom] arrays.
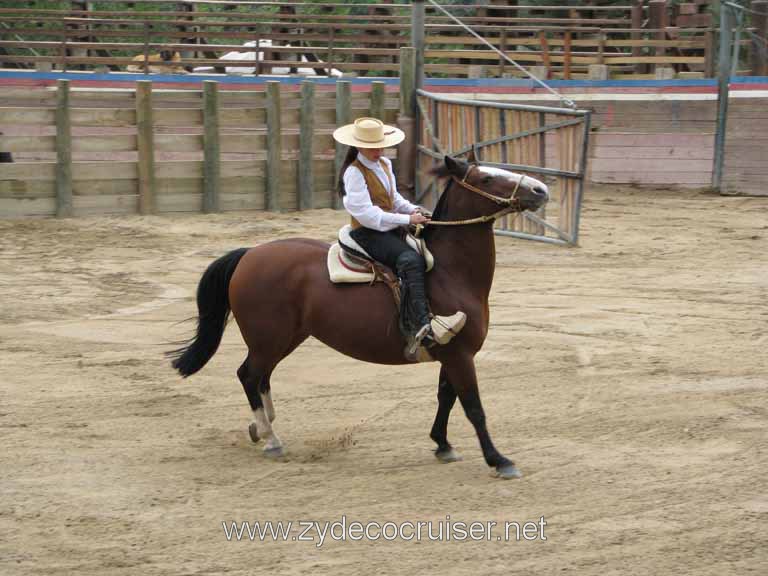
[[1, 1, 764, 79], [571, 96, 766, 195], [3, 79, 767, 219], [0, 79, 399, 217]]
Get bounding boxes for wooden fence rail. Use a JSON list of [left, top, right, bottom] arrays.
[[1, 1, 759, 79], [0, 76, 401, 218]]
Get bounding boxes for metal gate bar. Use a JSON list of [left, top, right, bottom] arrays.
[[416, 89, 591, 246]]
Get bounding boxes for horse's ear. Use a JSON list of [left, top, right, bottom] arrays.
[[444, 155, 462, 175], [444, 155, 469, 177], [466, 147, 478, 164]]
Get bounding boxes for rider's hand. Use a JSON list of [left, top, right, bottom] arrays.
[[410, 212, 429, 225]]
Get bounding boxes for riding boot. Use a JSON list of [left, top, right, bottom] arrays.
[[395, 252, 467, 348]]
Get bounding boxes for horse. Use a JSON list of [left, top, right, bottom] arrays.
[[126, 51, 185, 74], [169, 155, 550, 479]]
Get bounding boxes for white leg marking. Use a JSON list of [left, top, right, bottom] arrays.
[[261, 391, 275, 423], [253, 408, 282, 452]]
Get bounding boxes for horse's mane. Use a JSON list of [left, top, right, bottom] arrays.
[[422, 180, 452, 241], [422, 159, 475, 240], [430, 162, 454, 180]]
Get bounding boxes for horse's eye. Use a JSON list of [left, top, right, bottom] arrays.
[[482, 176, 492, 184]]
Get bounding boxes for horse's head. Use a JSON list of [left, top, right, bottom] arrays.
[[435, 155, 549, 214]]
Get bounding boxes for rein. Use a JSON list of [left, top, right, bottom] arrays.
[[424, 165, 523, 228]]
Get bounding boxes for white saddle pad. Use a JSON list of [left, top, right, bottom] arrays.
[[327, 243, 376, 283]]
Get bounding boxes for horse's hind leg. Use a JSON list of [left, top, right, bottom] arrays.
[[430, 366, 462, 463], [237, 357, 283, 457], [261, 374, 275, 423]]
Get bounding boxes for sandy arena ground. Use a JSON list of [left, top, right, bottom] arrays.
[[1, 184, 766, 575]]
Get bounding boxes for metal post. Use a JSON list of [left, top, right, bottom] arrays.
[[412, 0, 425, 90], [712, 4, 733, 191], [572, 113, 592, 246], [412, 0, 425, 203]]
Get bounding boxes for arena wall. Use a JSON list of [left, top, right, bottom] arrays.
[[1, 72, 766, 218]]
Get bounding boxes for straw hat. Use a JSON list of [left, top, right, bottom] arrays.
[[332, 117, 405, 148]]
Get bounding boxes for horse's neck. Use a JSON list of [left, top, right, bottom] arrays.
[[427, 190, 497, 301]]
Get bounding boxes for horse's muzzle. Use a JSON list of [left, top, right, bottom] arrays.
[[524, 186, 549, 211], [533, 186, 550, 204]]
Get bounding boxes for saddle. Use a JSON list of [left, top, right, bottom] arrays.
[[328, 225, 434, 284], [327, 225, 436, 363]]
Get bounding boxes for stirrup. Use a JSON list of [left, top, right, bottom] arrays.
[[406, 323, 432, 357], [430, 311, 467, 345]]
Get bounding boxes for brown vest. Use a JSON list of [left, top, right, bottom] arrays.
[[350, 159, 396, 229]]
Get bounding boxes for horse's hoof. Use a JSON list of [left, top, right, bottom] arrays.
[[248, 422, 260, 444], [263, 445, 284, 458], [435, 448, 463, 463], [495, 463, 523, 479]]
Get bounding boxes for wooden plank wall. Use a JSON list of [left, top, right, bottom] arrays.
[[563, 97, 764, 193], [722, 98, 768, 196], [582, 99, 716, 187], [483, 95, 765, 194], [0, 83, 399, 217]]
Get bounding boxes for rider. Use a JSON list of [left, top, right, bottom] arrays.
[[333, 117, 466, 350]]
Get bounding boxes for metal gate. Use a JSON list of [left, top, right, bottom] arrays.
[[415, 90, 591, 245], [713, 1, 768, 197]]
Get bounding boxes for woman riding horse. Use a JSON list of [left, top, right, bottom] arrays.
[[334, 117, 466, 353], [170, 153, 549, 479]]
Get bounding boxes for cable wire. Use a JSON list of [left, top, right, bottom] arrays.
[[424, 0, 578, 110]]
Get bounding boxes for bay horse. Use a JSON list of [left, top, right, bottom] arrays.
[[170, 155, 550, 479]]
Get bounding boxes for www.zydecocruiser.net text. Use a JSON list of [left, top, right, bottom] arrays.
[[222, 515, 547, 547]]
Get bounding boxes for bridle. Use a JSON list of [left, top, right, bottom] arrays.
[[424, 164, 524, 228]]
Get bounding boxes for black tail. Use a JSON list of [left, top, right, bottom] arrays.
[[168, 248, 249, 377]]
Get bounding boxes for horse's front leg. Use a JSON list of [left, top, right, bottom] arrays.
[[430, 366, 463, 463], [442, 354, 522, 479]]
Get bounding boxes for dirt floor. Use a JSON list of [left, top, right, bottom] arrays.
[[1, 184, 766, 575]]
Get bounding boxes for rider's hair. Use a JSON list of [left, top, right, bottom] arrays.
[[337, 146, 359, 198]]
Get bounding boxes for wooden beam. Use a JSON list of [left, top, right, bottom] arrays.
[[399, 46, 415, 116], [539, 31, 551, 78], [334, 80, 351, 210], [369, 80, 386, 120], [751, 1, 768, 76], [202, 80, 220, 213], [55, 79, 73, 218], [299, 80, 315, 211], [265, 81, 281, 212], [563, 31, 572, 79], [631, 0, 644, 73], [136, 80, 155, 215], [649, 0, 669, 75]]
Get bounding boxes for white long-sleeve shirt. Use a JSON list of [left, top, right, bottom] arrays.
[[342, 153, 418, 232]]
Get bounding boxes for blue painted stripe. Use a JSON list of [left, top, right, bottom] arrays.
[[1, 70, 767, 89]]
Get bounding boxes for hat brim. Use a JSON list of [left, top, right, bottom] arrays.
[[332, 124, 405, 148]]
